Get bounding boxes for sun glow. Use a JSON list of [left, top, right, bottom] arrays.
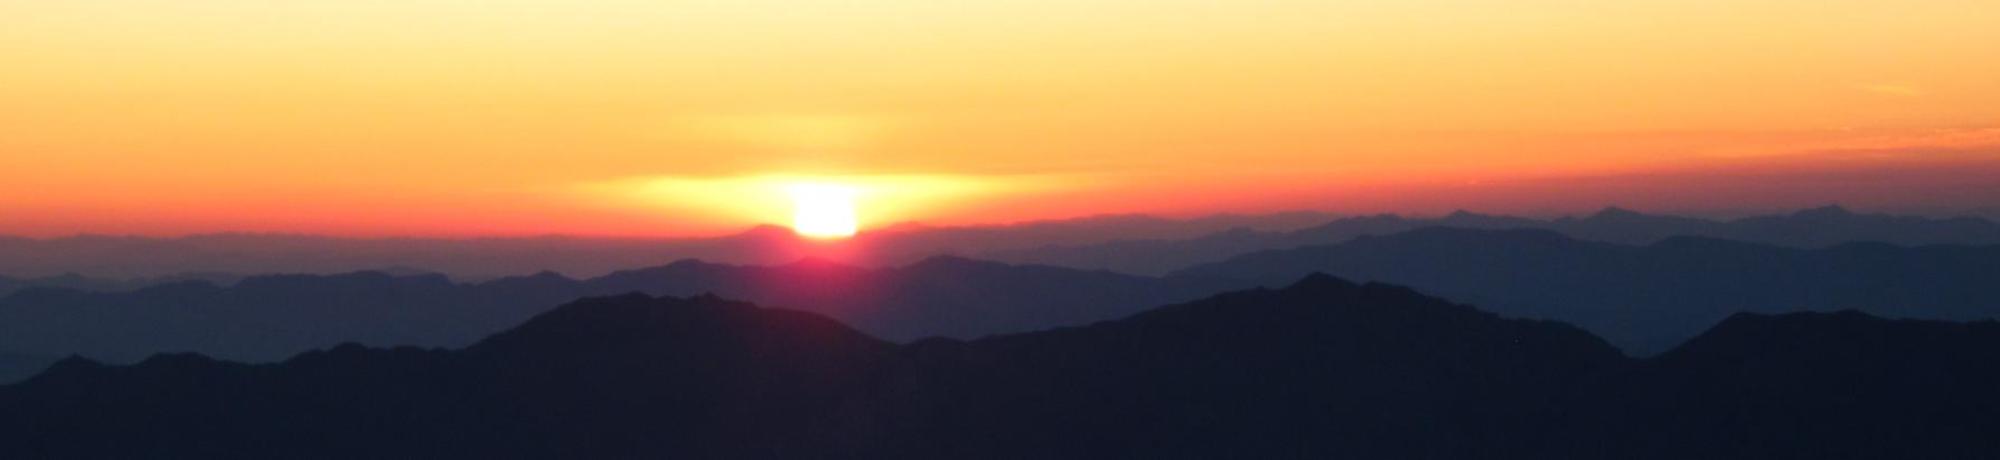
[[587, 173, 1063, 236], [787, 183, 860, 238]]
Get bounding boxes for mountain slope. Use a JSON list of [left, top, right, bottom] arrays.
[[0, 353, 57, 387], [889, 274, 1623, 458], [5, 279, 1997, 458], [0, 257, 1252, 371], [0, 276, 1625, 459], [1548, 311, 2000, 459], [0, 294, 897, 459], [1174, 228, 2000, 353]]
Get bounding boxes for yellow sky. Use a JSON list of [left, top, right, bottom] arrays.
[[3, 0, 1997, 236]]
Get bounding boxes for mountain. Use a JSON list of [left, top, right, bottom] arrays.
[[584, 256, 1250, 341], [0, 212, 1333, 280], [0, 276, 1625, 458], [887, 274, 1623, 458], [0, 257, 1251, 375], [864, 211, 1335, 254], [1545, 311, 2000, 459], [5, 278, 1996, 458], [9, 206, 1989, 281], [1174, 227, 2000, 354], [0, 294, 898, 459], [986, 205, 2000, 275], [0, 272, 241, 298], [0, 353, 57, 388], [0, 275, 104, 298]]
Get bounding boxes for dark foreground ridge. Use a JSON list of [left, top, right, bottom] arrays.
[[3, 276, 1996, 459]]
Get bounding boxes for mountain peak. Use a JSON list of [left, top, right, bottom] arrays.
[[663, 258, 714, 269], [468, 293, 887, 358], [41, 355, 104, 374]]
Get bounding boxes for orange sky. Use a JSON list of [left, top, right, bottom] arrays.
[[3, 0, 1998, 237]]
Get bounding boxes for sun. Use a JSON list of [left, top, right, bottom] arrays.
[[787, 183, 859, 239]]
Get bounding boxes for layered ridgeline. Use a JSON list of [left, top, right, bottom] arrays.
[[986, 205, 2000, 275], [0, 272, 243, 299], [9, 226, 2000, 385], [0, 257, 1250, 382], [4, 277, 1996, 459], [5, 206, 1995, 280], [1175, 227, 2000, 354], [0, 212, 1335, 280]]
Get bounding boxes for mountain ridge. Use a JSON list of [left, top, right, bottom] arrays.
[[1174, 227, 2000, 354], [0, 256, 1253, 383], [7, 277, 1997, 458], [987, 205, 2000, 275]]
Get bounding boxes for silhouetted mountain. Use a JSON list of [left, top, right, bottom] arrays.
[[5, 279, 1995, 458], [583, 256, 1232, 340], [1545, 311, 2000, 459], [0, 352, 57, 386], [0, 294, 897, 459], [0, 212, 1333, 280], [1175, 228, 2000, 353], [0, 257, 1250, 374], [0, 272, 241, 298], [988, 205, 2000, 275], [887, 274, 1623, 458], [0, 276, 1615, 458], [9, 206, 1989, 280], [0, 272, 524, 368]]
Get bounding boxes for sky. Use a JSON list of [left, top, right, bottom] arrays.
[[3, 0, 1998, 237]]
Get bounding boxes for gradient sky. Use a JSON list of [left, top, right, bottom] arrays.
[[4, 0, 1998, 237]]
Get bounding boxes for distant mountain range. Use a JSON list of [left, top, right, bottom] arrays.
[[8, 222, 1998, 384], [1174, 227, 2000, 354], [8, 206, 1996, 281], [0, 212, 1335, 280], [5, 277, 1995, 458], [986, 205, 2000, 275], [0, 257, 1248, 382], [0, 272, 244, 298]]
